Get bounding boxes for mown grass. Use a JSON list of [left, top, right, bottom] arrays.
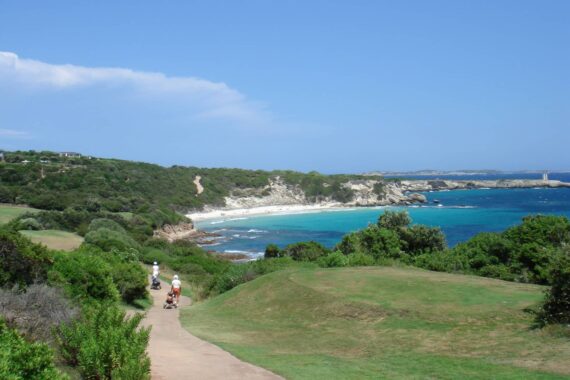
[[0, 204, 38, 224], [19, 229, 84, 251], [181, 266, 570, 379]]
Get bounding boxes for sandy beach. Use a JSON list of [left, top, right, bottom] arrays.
[[187, 203, 352, 222]]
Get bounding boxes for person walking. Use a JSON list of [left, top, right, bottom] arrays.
[[171, 275, 182, 304], [152, 261, 160, 278]]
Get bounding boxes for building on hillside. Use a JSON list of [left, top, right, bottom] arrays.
[[59, 152, 81, 158], [0, 152, 4, 161], [543, 171, 549, 181]]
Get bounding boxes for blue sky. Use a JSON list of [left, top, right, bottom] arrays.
[[0, 1, 568, 172]]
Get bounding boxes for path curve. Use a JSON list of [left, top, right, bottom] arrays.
[[142, 280, 283, 380]]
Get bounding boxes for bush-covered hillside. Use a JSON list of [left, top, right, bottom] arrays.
[[0, 150, 376, 215]]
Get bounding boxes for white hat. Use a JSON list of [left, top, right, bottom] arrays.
[[153, 262, 157, 265], [173, 275, 179, 280]]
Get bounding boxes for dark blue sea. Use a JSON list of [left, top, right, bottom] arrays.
[[196, 173, 570, 258]]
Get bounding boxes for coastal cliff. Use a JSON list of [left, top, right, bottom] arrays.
[[190, 177, 570, 220], [206, 177, 427, 211]]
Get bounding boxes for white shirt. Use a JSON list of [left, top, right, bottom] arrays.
[[152, 265, 159, 276], [171, 279, 181, 289]]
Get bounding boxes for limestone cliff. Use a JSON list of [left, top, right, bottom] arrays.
[[203, 177, 427, 212], [198, 177, 570, 213]]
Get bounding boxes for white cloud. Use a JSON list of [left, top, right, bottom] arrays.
[[0, 128, 31, 139], [0, 51, 270, 126]]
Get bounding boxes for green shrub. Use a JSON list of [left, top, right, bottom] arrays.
[[208, 264, 256, 295], [536, 249, 570, 326], [18, 218, 41, 231], [359, 225, 403, 260], [84, 227, 140, 252], [347, 252, 375, 267], [0, 229, 53, 287], [319, 250, 349, 268], [336, 232, 363, 255], [0, 319, 66, 380], [399, 224, 447, 255], [281, 241, 330, 262], [87, 218, 127, 234], [378, 210, 411, 230], [264, 243, 281, 258], [57, 303, 150, 379], [111, 262, 148, 303], [49, 251, 119, 302]]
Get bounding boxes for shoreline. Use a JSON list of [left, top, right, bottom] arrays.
[[188, 181, 570, 224], [187, 203, 362, 223]]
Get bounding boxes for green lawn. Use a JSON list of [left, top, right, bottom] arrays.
[[19, 230, 84, 251], [0, 204, 38, 224], [181, 266, 570, 379]]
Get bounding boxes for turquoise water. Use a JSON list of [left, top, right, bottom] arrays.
[[197, 186, 570, 259]]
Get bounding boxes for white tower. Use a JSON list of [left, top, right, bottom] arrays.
[[542, 171, 549, 182]]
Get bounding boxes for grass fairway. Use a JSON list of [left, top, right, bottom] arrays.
[[19, 230, 84, 251], [181, 267, 570, 379], [0, 204, 38, 224]]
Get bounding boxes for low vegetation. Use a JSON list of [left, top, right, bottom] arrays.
[[183, 267, 570, 379]]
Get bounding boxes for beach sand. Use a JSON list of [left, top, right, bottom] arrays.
[[187, 203, 353, 222]]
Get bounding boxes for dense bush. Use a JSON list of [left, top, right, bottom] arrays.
[[347, 252, 376, 267], [399, 224, 447, 255], [57, 303, 150, 379], [84, 227, 140, 252], [87, 218, 127, 234], [431, 216, 570, 284], [319, 250, 349, 268], [280, 241, 330, 261], [264, 243, 281, 258], [378, 210, 412, 230], [0, 228, 53, 287], [536, 249, 570, 326], [0, 319, 66, 380], [49, 251, 119, 302], [110, 262, 148, 303]]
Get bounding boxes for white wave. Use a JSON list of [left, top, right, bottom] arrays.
[[210, 217, 249, 225], [199, 242, 221, 247], [247, 229, 267, 233]]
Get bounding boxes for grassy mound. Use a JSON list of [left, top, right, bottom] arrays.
[[19, 230, 84, 251], [182, 267, 570, 379]]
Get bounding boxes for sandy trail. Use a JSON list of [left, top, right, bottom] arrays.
[[142, 281, 282, 380]]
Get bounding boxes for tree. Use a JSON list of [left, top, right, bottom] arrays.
[[378, 210, 411, 230]]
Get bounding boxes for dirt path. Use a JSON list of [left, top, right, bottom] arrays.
[[142, 282, 283, 380]]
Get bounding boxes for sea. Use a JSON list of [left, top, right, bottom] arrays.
[[196, 173, 570, 259]]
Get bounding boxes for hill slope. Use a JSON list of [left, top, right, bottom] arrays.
[[182, 267, 570, 379]]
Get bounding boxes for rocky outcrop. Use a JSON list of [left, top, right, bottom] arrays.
[[153, 222, 220, 243]]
